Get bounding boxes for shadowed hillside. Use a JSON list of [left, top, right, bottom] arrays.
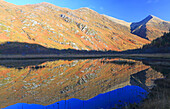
[[143, 31, 170, 48], [122, 31, 170, 54], [0, 42, 118, 55]]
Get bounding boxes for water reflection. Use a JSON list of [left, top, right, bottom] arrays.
[[4, 86, 147, 109], [0, 58, 165, 108]]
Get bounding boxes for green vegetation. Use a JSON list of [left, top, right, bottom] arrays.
[[143, 31, 170, 48]]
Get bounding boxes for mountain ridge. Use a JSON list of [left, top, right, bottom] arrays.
[[131, 15, 170, 40], [0, 1, 169, 52], [102, 15, 131, 27]]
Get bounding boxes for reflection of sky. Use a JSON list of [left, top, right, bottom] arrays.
[[4, 85, 148, 109]]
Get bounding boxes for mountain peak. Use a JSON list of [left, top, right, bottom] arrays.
[[79, 7, 90, 10], [147, 15, 154, 18], [75, 7, 99, 15], [76, 7, 94, 12], [131, 15, 170, 41], [39, 2, 51, 5], [145, 15, 156, 20], [132, 15, 161, 28], [141, 15, 154, 24], [36, 2, 53, 6], [146, 15, 163, 21]]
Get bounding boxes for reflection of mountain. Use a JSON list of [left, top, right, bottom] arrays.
[[130, 68, 163, 91], [0, 58, 163, 108], [4, 86, 147, 109], [0, 59, 55, 68], [137, 59, 170, 109]]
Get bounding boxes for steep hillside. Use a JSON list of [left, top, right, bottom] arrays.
[[122, 31, 170, 53], [143, 31, 170, 48], [0, 1, 169, 52], [131, 15, 170, 41], [0, 0, 151, 51]]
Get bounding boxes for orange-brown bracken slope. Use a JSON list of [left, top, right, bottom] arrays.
[[0, 1, 169, 51], [0, 1, 149, 51]]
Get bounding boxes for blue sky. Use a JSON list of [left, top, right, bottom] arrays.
[[4, 0, 170, 22]]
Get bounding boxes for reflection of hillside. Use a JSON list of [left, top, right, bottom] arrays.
[[136, 60, 170, 109], [0, 58, 164, 108], [101, 59, 136, 65], [0, 59, 55, 68], [130, 68, 164, 92]]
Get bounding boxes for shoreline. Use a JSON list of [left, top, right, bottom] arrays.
[[0, 53, 170, 60]]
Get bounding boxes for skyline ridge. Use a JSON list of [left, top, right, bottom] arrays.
[[1, 0, 169, 23], [3, 0, 170, 22], [0, 0, 169, 51]]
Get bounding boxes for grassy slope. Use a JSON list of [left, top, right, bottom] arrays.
[[0, 0, 150, 52]]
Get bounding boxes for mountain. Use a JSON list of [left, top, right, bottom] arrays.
[[131, 15, 170, 41], [0, 1, 169, 52]]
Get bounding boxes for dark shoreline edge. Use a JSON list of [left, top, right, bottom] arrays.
[[0, 53, 170, 60]]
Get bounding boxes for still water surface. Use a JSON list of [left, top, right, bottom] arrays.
[[0, 58, 165, 109]]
